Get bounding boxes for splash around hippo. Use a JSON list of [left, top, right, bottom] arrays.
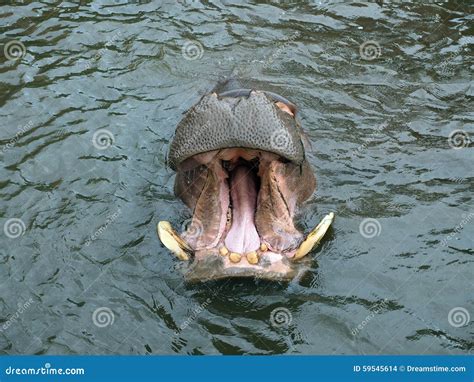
[[157, 79, 334, 282]]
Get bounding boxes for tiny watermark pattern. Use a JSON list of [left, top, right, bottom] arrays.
[[359, 218, 381, 239], [1, 297, 34, 332], [441, 212, 473, 247], [92, 307, 115, 327], [55, 128, 67, 138], [351, 299, 388, 336], [263, 31, 300, 68], [84, 31, 122, 70], [351, 123, 388, 157], [85, 209, 121, 246], [92, 129, 115, 150], [181, 40, 204, 61], [3, 218, 26, 239], [448, 130, 470, 149], [447, 307, 470, 328], [359, 40, 381, 61], [437, 51, 459, 77], [385, 202, 405, 214], [270, 130, 292, 151], [181, 218, 203, 239], [3, 40, 26, 61], [270, 307, 292, 328], [2, 120, 33, 152], [449, 177, 465, 184], [175, 298, 212, 334], [177, 0, 198, 6]]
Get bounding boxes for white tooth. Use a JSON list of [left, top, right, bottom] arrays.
[[293, 212, 335, 260], [157, 221, 192, 261]]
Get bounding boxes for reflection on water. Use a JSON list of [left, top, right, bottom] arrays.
[[0, 1, 472, 355]]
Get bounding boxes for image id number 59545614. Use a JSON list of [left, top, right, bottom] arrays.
[[353, 365, 398, 372]]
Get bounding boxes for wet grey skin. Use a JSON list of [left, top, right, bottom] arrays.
[[168, 85, 307, 170], [160, 79, 333, 282]]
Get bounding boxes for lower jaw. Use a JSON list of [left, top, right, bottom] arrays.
[[157, 212, 335, 282], [185, 248, 301, 283]]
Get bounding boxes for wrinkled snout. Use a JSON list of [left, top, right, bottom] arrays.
[[168, 91, 306, 170]]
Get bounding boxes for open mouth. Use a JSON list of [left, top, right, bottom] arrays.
[[158, 147, 334, 282], [184, 149, 299, 258], [157, 88, 334, 282], [222, 157, 261, 255]]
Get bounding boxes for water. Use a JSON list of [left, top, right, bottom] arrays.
[[0, 0, 472, 355]]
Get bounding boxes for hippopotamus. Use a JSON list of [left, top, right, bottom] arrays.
[[157, 79, 334, 282]]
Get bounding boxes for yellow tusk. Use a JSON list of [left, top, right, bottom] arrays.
[[293, 212, 335, 260], [157, 221, 192, 261]]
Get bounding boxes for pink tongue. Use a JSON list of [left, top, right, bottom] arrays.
[[224, 165, 260, 254]]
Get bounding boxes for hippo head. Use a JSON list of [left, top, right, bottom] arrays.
[[158, 81, 334, 282]]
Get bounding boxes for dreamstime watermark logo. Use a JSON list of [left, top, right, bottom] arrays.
[[441, 212, 473, 247], [3, 40, 26, 61], [264, 31, 300, 68], [92, 307, 115, 327], [5, 363, 84, 376], [351, 299, 388, 336], [270, 130, 292, 151], [359, 218, 381, 239], [448, 130, 470, 149], [85, 31, 121, 69], [181, 40, 204, 60], [92, 129, 115, 150], [437, 51, 458, 77], [85, 209, 121, 246], [172, 121, 211, 159], [1, 297, 34, 332], [449, 177, 465, 184], [2, 120, 33, 152], [359, 40, 381, 61], [270, 307, 292, 328], [55, 128, 67, 138], [177, 0, 198, 5], [175, 298, 211, 334], [181, 218, 203, 239], [386, 202, 405, 214], [448, 307, 470, 328], [351, 123, 388, 157], [3, 218, 26, 239]]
